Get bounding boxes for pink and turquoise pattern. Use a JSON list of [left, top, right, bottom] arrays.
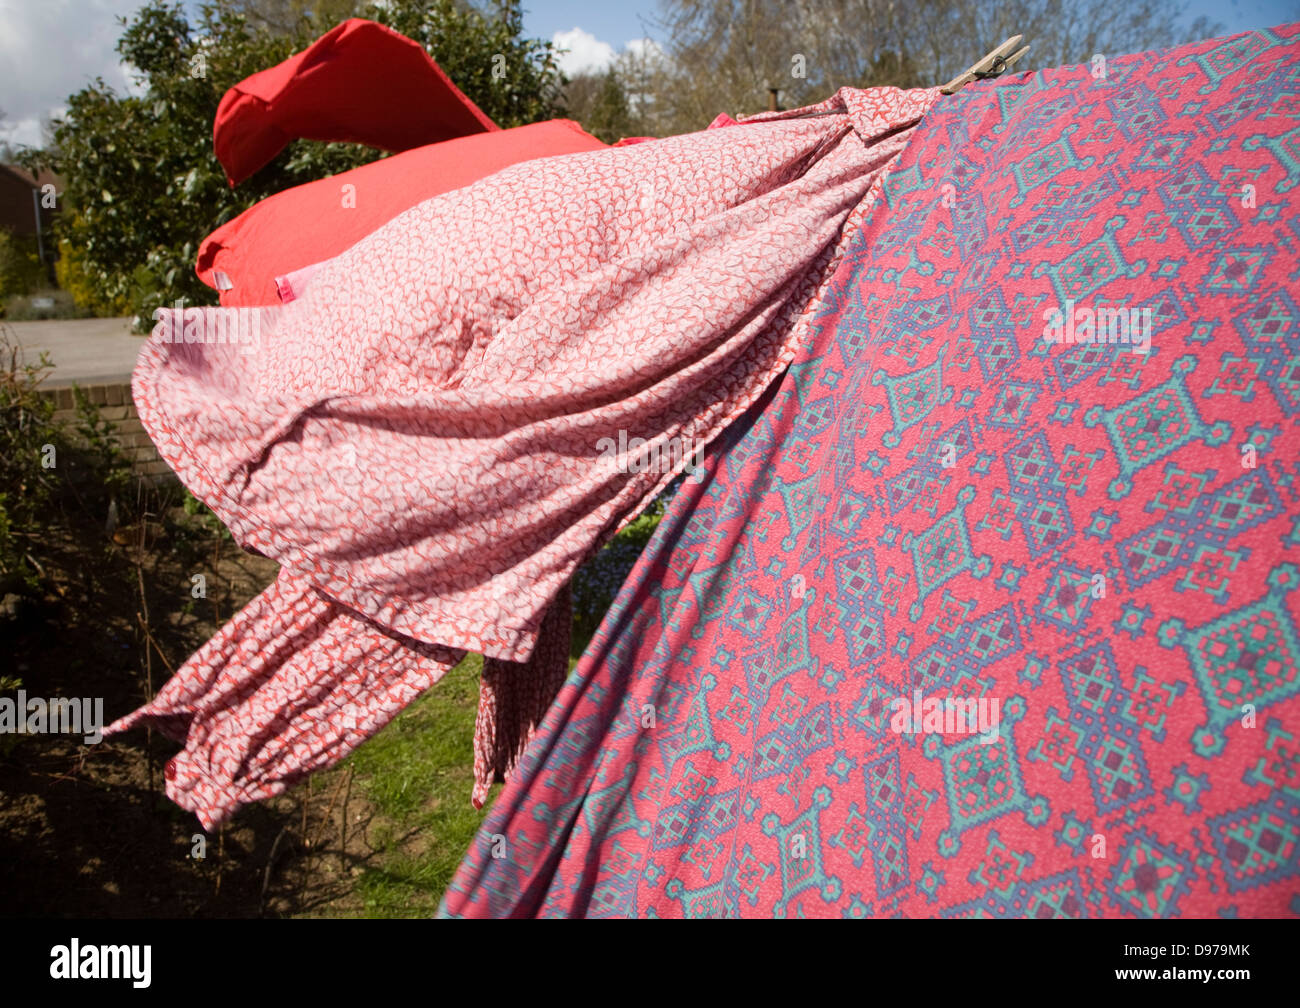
[[443, 25, 1300, 917]]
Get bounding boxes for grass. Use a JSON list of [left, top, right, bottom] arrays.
[[341, 650, 583, 916], [342, 653, 491, 916]]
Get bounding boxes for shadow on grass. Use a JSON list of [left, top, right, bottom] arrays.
[[335, 654, 498, 917]]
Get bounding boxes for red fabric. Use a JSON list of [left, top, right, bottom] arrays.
[[108, 86, 938, 828], [197, 119, 606, 307], [214, 18, 497, 186]]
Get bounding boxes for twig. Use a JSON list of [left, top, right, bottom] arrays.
[[136, 554, 155, 806], [339, 764, 354, 873], [135, 613, 177, 676], [28, 768, 82, 785], [299, 778, 312, 908], [259, 825, 289, 917], [215, 824, 225, 898], [308, 766, 351, 855]]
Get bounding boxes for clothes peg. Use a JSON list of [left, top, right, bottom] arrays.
[[940, 36, 1031, 94]]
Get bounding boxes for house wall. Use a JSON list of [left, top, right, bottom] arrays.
[[0, 167, 40, 236], [40, 381, 177, 485]]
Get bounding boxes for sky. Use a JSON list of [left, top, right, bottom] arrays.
[[1, 0, 1298, 150]]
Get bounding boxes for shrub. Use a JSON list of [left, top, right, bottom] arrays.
[[0, 324, 130, 595], [0, 229, 45, 304], [53, 233, 129, 318]]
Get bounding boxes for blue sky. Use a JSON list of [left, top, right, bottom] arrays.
[[522, 0, 663, 49], [2, 0, 1298, 149]]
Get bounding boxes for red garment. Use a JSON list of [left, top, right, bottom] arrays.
[[214, 18, 496, 186], [192, 25, 608, 793], [107, 85, 939, 829], [198, 119, 606, 307]]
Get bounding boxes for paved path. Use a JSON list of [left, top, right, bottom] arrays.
[[4, 317, 143, 386]]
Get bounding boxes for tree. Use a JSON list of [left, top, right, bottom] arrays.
[[377, 0, 565, 129], [18, 0, 564, 322], [563, 69, 635, 144], [644, 0, 1225, 134], [220, 0, 365, 37]]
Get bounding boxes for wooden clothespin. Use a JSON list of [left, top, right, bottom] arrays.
[[940, 36, 1031, 94]]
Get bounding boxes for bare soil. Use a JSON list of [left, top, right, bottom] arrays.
[[0, 490, 391, 918]]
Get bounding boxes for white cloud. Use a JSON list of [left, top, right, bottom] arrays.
[[0, 115, 45, 150], [552, 28, 671, 79], [0, 0, 138, 150], [551, 27, 617, 76]]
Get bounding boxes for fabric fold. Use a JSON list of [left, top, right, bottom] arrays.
[[214, 17, 497, 186], [109, 569, 462, 830], [199, 118, 606, 307], [109, 84, 940, 827]]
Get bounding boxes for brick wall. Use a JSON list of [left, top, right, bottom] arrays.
[[41, 381, 177, 485]]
